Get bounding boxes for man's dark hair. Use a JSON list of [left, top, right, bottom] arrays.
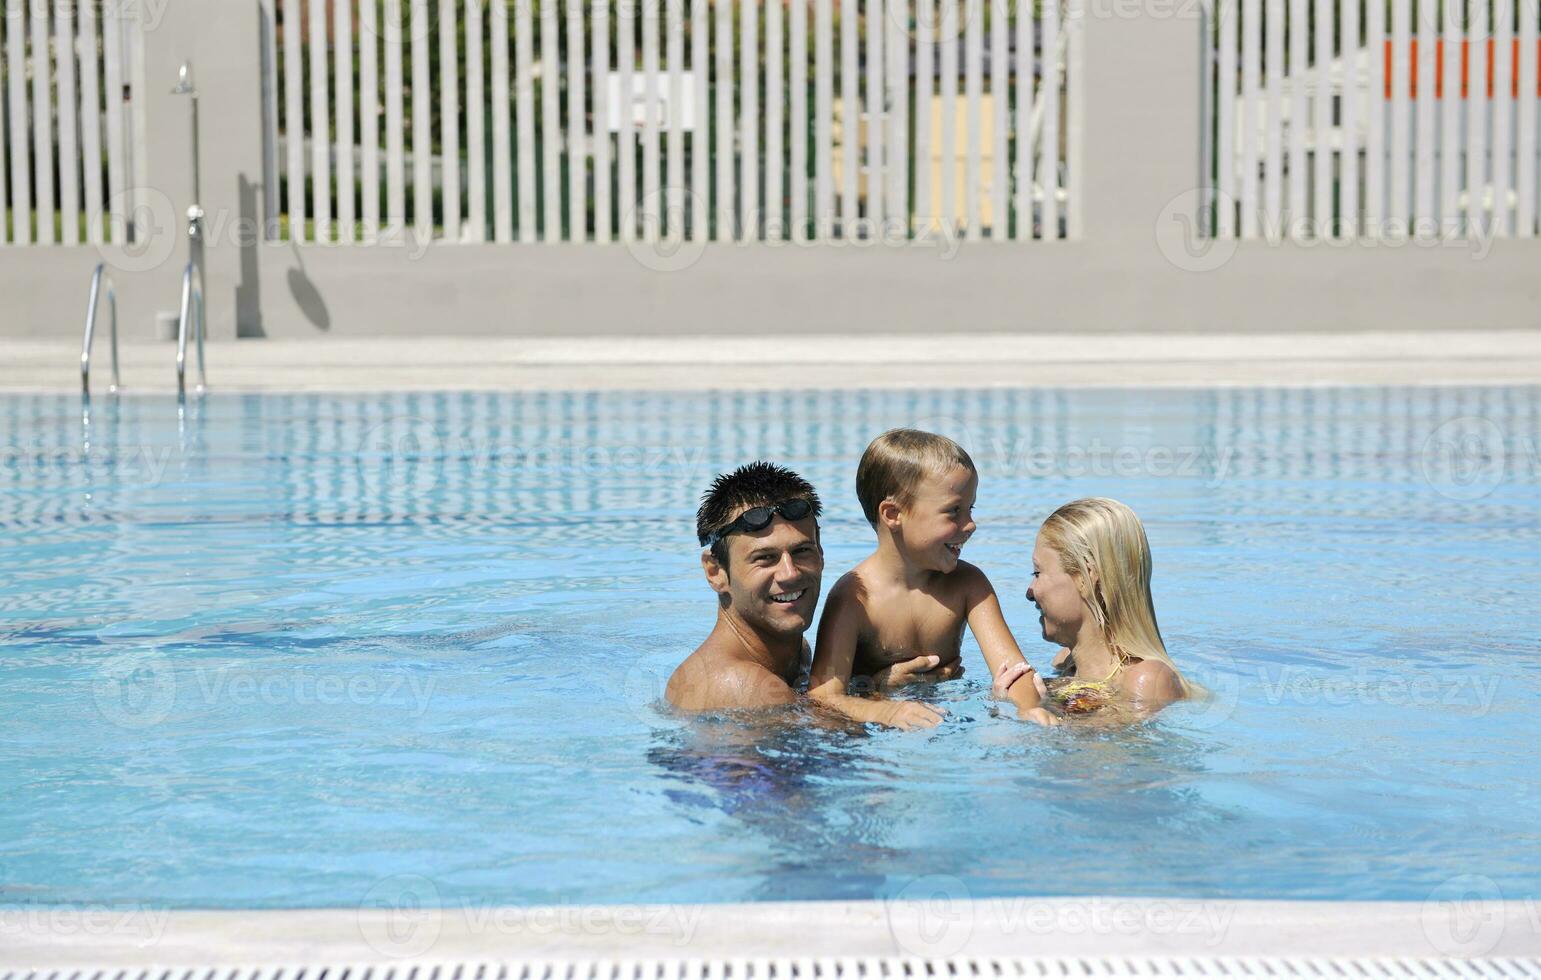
[[696, 460, 822, 567]]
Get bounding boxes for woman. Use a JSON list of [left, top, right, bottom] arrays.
[[994, 497, 1189, 718]]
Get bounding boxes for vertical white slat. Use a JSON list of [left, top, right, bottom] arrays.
[[1389, 0, 1410, 231], [790, 0, 808, 239], [1313, 0, 1333, 234], [1340, 0, 1359, 236], [1365, 0, 1385, 236], [7, 0, 29, 246], [266, 0, 286, 240], [893, 0, 913, 238], [361, 0, 381, 239], [55, 0, 78, 245], [1440, 0, 1462, 235], [78, 0, 102, 243], [740, 0, 758, 235], [939, 0, 957, 234], [1264, 0, 1283, 237], [467, 0, 486, 242], [618, 0, 636, 239], [916, 0, 935, 233], [385, 0, 406, 235], [989, 0, 1006, 237], [1414, 0, 1436, 229], [1492, 0, 1514, 235], [1065, 0, 1083, 236], [284, 0, 305, 239], [1039, 0, 1059, 238], [865, 0, 884, 228], [30, 0, 54, 245], [1011, 0, 1028, 238], [412, 0, 433, 239], [441, 0, 462, 241], [715, 0, 734, 238], [643, 0, 661, 236], [491, 0, 512, 241], [566, 0, 586, 240], [1519, 0, 1539, 235], [691, 0, 708, 239], [963, 0, 982, 239], [814, 0, 833, 235], [1467, 0, 1488, 236], [0, 2, 7, 244], [308, 0, 331, 240], [1240, 0, 1259, 236], [515, 0, 536, 240], [127, 3, 147, 224], [100, 0, 122, 245], [1287, 0, 1307, 236], [336, 0, 356, 242], [593, 0, 611, 242], [668, 0, 686, 238], [842, 0, 860, 232], [766, 0, 783, 237], [539, 0, 561, 239]]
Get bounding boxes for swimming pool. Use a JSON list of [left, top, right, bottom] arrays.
[[1, 386, 1538, 912]]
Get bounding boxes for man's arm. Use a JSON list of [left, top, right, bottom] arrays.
[[809, 587, 945, 730]]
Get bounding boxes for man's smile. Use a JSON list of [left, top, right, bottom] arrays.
[[770, 589, 808, 604]]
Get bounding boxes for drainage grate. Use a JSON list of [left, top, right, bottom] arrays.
[[1, 959, 1538, 980]]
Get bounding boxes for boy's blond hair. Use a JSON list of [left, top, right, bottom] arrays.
[[856, 428, 976, 527]]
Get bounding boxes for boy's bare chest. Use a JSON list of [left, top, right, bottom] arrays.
[[853, 591, 967, 669]]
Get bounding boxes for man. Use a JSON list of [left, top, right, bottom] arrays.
[[666, 461, 826, 711]]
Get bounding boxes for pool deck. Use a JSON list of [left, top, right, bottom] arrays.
[[2, 896, 1539, 967], [6, 329, 1541, 392]]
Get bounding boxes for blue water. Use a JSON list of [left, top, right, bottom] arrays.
[[1, 387, 1539, 910]]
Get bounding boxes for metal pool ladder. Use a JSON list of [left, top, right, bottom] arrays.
[[173, 60, 207, 397], [80, 262, 119, 396]]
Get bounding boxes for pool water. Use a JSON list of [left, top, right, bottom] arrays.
[[1, 387, 1538, 910]]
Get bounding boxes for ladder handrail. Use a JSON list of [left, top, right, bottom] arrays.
[[81, 263, 120, 396], [175, 259, 206, 396]]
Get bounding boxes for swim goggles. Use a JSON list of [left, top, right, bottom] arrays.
[[700, 498, 816, 547]]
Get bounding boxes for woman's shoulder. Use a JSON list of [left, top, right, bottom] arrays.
[[1122, 657, 1184, 700]]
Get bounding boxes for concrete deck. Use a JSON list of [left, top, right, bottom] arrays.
[[9, 330, 1541, 393], [2, 896, 1539, 966]]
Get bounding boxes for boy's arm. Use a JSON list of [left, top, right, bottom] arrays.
[[810, 589, 946, 730], [962, 566, 1052, 720]]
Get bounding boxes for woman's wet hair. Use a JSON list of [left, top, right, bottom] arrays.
[[855, 428, 975, 528], [697, 461, 822, 567], [1040, 497, 1190, 695]]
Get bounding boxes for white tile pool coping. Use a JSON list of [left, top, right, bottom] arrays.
[[6, 330, 1541, 392], [2, 897, 1538, 969]]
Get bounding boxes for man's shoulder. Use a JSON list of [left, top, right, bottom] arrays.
[[666, 638, 796, 711]]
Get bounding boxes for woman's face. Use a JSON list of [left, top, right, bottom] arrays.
[[1026, 534, 1085, 647]]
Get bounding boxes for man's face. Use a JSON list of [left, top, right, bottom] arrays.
[[704, 508, 823, 637]]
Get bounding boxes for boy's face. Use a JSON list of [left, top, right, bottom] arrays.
[[897, 464, 978, 573], [703, 509, 824, 637]]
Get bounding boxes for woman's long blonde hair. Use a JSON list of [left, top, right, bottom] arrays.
[[1039, 497, 1190, 696]]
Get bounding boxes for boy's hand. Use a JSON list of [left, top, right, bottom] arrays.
[[870, 654, 963, 690], [1019, 707, 1061, 727], [882, 701, 947, 730], [992, 661, 1045, 700]]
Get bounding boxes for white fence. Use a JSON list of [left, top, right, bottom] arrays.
[[0, 0, 146, 246], [1208, 0, 1541, 239], [259, 0, 1082, 246]]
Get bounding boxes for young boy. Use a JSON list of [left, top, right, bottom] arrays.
[[809, 429, 1056, 729]]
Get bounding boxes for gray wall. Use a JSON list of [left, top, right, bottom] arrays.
[[3, 1, 1538, 342]]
